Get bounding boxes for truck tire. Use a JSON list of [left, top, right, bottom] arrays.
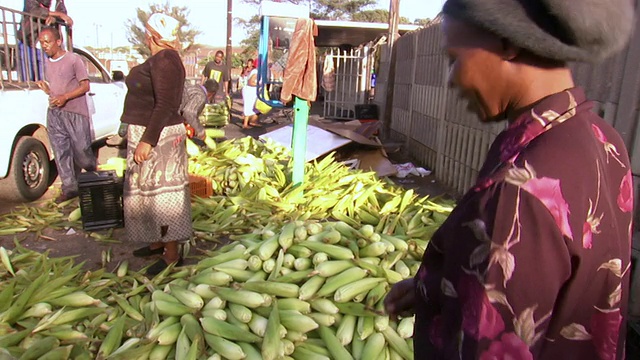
[[0, 136, 51, 202]]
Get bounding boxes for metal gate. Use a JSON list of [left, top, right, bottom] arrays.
[[322, 47, 372, 120]]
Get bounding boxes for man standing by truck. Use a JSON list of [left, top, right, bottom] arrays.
[[37, 27, 96, 202]]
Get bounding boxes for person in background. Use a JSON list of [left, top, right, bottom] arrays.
[[241, 58, 260, 129], [19, 0, 72, 81], [237, 58, 254, 93], [181, 78, 219, 140], [120, 13, 191, 276], [36, 27, 95, 203], [112, 70, 126, 88], [384, 0, 635, 359], [201, 50, 230, 102]]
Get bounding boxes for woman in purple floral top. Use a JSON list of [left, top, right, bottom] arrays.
[[384, 0, 636, 359]]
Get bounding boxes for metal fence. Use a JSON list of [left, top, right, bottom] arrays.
[[375, 11, 640, 224], [323, 47, 372, 120]]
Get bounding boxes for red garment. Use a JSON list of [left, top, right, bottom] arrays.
[[414, 88, 633, 359], [280, 18, 317, 103]]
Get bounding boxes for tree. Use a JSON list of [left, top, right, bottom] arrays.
[[352, 9, 411, 24], [125, 2, 201, 58], [238, 0, 379, 50], [311, 0, 376, 20], [414, 18, 432, 27]]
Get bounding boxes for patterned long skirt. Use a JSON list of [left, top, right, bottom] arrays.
[[123, 124, 192, 244]]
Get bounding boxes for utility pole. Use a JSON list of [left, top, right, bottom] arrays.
[[388, 0, 400, 55], [226, 0, 233, 91], [382, 0, 400, 138]]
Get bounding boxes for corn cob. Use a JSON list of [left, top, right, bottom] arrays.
[[357, 315, 375, 340], [290, 346, 331, 360], [283, 253, 296, 268], [294, 257, 312, 271], [279, 221, 297, 250], [96, 315, 126, 359], [299, 241, 354, 260], [262, 298, 282, 360], [180, 313, 205, 345], [285, 330, 308, 343], [228, 303, 253, 323], [318, 325, 355, 360], [279, 310, 319, 333], [299, 275, 326, 301], [149, 344, 173, 360], [287, 244, 313, 258], [274, 269, 313, 283], [248, 312, 268, 337], [169, 284, 204, 310], [308, 312, 336, 327], [310, 298, 340, 315], [157, 322, 182, 345], [337, 314, 357, 345], [316, 267, 368, 298], [190, 270, 233, 286], [278, 298, 312, 314], [213, 259, 249, 271], [382, 327, 413, 360], [17, 335, 59, 360], [312, 260, 354, 277], [238, 342, 263, 360], [146, 316, 180, 341], [312, 252, 329, 266], [396, 316, 415, 339], [203, 333, 246, 360], [200, 316, 262, 343], [240, 280, 299, 298], [361, 332, 386, 360]]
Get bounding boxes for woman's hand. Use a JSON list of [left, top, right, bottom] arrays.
[[134, 142, 153, 164], [384, 278, 416, 321]]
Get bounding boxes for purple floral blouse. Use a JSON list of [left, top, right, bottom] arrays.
[[414, 88, 634, 359]]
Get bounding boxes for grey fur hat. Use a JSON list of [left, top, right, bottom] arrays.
[[442, 0, 636, 62]]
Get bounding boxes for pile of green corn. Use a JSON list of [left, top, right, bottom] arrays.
[[199, 101, 230, 127], [0, 136, 454, 359]]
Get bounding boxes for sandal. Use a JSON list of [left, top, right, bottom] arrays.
[[249, 123, 262, 127], [146, 258, 184, 276], [132, 245, 164, 257]]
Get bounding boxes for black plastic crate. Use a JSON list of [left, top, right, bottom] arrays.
[[78, 170, 124, 231], [355, 104, 378, 120], [628, 320, 640, 360]]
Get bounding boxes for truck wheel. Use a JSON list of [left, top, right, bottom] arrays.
[[0, 137, 51, 202]]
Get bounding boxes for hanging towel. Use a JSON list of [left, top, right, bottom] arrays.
[[321, 55, 335, 92], [280, 18, 318, 103]]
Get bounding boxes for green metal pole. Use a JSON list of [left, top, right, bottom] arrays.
[[291, 96, 309, 185]]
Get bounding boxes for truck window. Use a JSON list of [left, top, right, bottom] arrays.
[[79, 55, 106, 83]]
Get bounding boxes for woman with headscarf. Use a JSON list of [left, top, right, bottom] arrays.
[[119, 13, 191, 275], [384, 0, 635, 359], [242, 58, 261, 129]]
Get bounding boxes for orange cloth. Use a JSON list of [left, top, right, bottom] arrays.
[[280, 18, 317, 103]]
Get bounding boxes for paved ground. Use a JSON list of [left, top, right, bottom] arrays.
[[0, 93, 451, 273]]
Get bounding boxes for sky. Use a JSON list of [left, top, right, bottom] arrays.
[[5, 0, 445, 48]]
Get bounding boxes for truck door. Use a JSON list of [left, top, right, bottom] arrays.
[[76, 50, 125, 140]]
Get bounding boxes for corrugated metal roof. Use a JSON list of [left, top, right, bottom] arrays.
[[315, 20, 420, 47]]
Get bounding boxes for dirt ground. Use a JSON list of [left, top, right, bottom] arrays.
[[0, 94, 452, 274]]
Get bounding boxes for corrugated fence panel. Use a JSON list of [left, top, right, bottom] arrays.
[[387, 11, 639, 208]]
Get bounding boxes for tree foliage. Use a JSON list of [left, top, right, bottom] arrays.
[[413, 18, 432, 26], [311, 0, 376, 20], [351, 9, 411, 24], [238, 0, 383, 50], [125, 2, 201, 58]]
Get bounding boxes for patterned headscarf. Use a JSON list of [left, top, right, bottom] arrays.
[[145, 13, 181, 51]]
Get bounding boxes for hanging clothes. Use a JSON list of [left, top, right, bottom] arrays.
[[321, 54, 335, 92], [280, 18, 318, 103]]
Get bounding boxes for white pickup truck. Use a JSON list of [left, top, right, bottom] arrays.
[[0, 5, 125, 201]]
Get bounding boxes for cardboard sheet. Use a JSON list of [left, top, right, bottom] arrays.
[[259, 124, 352, 161]]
